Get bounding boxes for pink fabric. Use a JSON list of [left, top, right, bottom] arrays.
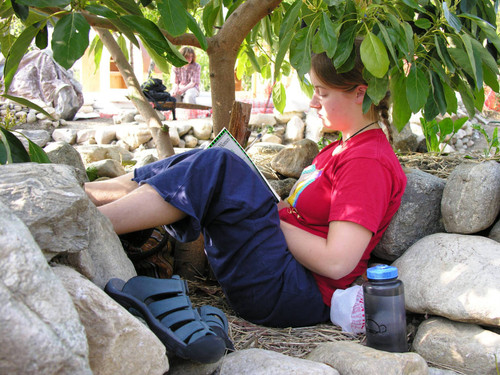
[[172, 62, 201, 91]]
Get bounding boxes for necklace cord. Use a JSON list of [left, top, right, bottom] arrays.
[[342, 121, 378, 143]]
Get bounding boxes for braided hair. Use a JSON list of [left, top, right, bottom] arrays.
[[310, 39, 393, 144]]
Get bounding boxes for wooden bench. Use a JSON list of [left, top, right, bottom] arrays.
[[152, 101, 212, 121]]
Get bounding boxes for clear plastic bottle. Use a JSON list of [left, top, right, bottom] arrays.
[[363, 264, 407, 352]]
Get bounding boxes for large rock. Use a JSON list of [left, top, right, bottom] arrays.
[[44, 141, 89, 184], [53, 266, 169, 375], [306, 341, 428, 375], [373, 169, 445, 260], [490, 219, 500, 242], [0, 163, 89, 259], [441, 161, 500, 233], [115, 125, 152, 149], [220, 348, 338, 375], [0, 201, 91, 375], [0, 163, 136, 287], [271, 139, 319, 178], [393, 233, 500, 326], [75, 144, 123, 165], [413, 317, 500, 375]]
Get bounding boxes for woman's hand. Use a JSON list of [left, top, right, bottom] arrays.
[[280, 220, 372, 280]]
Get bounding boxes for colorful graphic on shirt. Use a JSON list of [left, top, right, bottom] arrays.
[[286, 164, 322, 207]]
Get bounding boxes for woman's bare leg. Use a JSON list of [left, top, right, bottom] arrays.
[[85, 172, 139, 206], [98, 183, 186, 234]]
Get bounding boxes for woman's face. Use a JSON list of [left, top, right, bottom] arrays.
[[309, 70, 358, 132], [185, 53, 194, 64]]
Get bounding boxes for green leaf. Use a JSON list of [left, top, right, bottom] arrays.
[[453, 117, 468, 132], [120, 15, 186, 67], [101, 0, 142, 16], [35, 24, 48, 50], [460, 13, 500, 52], [434, 34, 455, 74], [274, 28, 294, 82], [460, 33, 482, 89], [1, 94, 53, 118], [279, 0, 302, 40], [246, 46, 261, 73], [406, 65, 429, 113], [141, 40, 171, 73], [186, 13, 208, 50], [430, 71, 447, 115], [202, 2, 220, 37], [401, 0, 426, 11], [364, 70, 389, 105], [117, 34, 129, 61], [290, 28, 311, 77], [158, 0, 187, 37], [85, 4, 119, 19], [16, 0, 70, 6], [319, 13, 339, 58], [423, 92, 440, 121], [27, 138, 51, 163], [473, 87, 484, 112], [272, 82, 286, 113], [109, 18, 140, 48], [455, 78, 475, 118], [443, 2, 462, 33], [3, 24, 39, 93], [333, 24, 356, 68], [443, 84, 458, 114], [483, 63, 499, 93], [11, 0, 29, 21], [360, 32, 389, 79], [0, 127, 31, 164], [390, 70, 412, 131], [414, 18, 432, 29], [51, 13, 90, 70], [376, 21, 398, 65], [402, 22, 415, 59], [438, 118, 453, 141]]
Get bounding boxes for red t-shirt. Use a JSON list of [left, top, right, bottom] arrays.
[[279, 129, 407, 305]]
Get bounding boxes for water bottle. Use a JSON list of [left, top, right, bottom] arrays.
[[363, 264, 407, 352]]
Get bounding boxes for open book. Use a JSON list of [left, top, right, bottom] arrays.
[[208, 128, 281, 203]]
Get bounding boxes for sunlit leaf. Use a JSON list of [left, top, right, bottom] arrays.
[[272, 82, 286, 113], [158, 0, 187, 37], [3, 24, 39, 93], [360, 32, 389, 78], [443, 2, 461, 33], [16, 0, 70, 6], [319, 13, 339, 58], [120, 15, 186, 67], [85, 4, 119, 19], [186, 13, 207, 50], [51, 13, 90, 70]]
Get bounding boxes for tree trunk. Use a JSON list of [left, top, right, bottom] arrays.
[[94, 28, 175, 159], [207, 0, 283, 135]]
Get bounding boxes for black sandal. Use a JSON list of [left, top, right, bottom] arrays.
[[104, 275, 226, 363]]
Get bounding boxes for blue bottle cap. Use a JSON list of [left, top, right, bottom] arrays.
[[367, 264, 398, 280]]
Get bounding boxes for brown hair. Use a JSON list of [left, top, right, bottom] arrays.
[[180, 46, 196, 63], [311, 40, 393, 143]]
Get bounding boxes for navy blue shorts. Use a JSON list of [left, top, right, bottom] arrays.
[[133, 147, 329, 327]]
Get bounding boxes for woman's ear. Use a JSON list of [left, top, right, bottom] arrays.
[[354, 85, 368, 104]]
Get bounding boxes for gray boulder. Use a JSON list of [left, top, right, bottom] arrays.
[[373, 169, 445, 260], [0, 163, 136, 288], [0, 201, 91, 375], [44, 141, 89, 184], [307, 341, 428, 375], [271, 139, 319, 178], [393, 233, 500, 326], [441, 161, 500, 233], [413, 317, 500, 375]]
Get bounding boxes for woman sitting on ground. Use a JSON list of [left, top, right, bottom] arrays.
[[85, 40, 406, 328]]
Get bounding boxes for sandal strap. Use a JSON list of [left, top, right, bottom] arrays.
[[148, 295, 188, 318], [123, 275, 187, 302]]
